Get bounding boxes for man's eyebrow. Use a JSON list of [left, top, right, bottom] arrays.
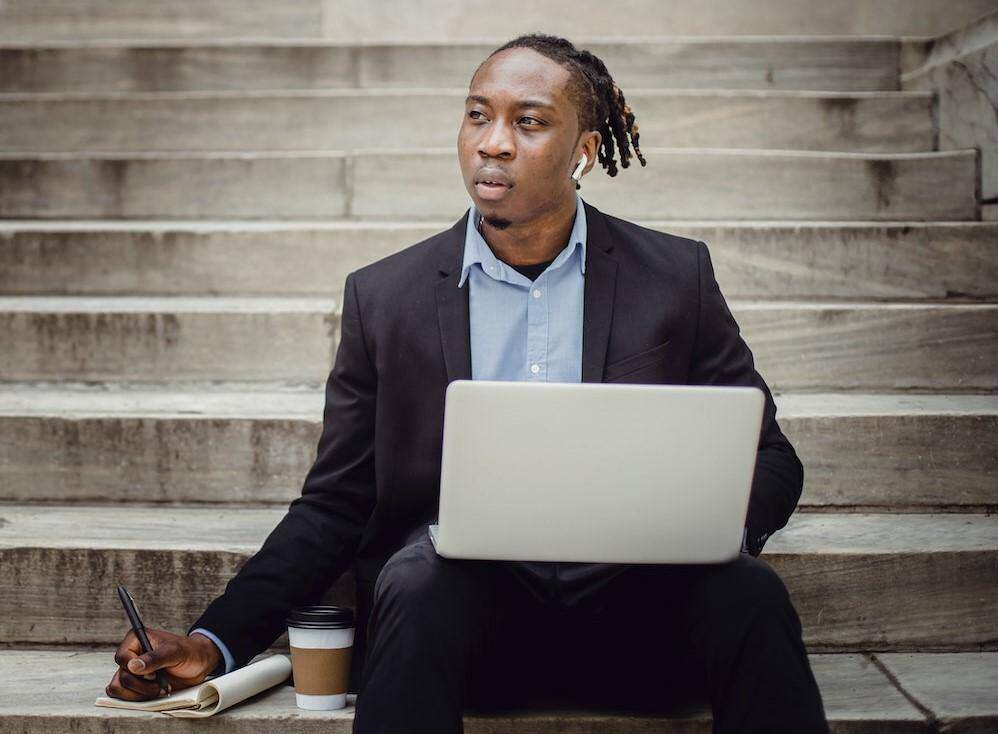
[[465, 94, 557, 110]]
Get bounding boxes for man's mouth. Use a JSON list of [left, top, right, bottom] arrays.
[[474, 174, 513, 200]]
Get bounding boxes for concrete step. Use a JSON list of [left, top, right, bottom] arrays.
[[3, 220, 996, 300], [0, 387, 994, 510], [0, 38, 905, 94], [0, 1, 323, 42], [0, 505, 995, 650], [0, 149, 979, 221], [0, 297, 339, 383], [874, 653, 998, 731], [3, 0, 994, 41], [0, 89, 935, 153], [1, 297, 995, 389], [5, 651, 997, 733]]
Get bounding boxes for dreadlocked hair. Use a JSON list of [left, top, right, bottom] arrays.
[[482, 33, 647, 183]]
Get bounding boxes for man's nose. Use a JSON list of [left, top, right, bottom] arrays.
[[478, 119, 515, 159]]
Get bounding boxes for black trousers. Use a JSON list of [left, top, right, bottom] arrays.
[[352, 524, 830, 733]]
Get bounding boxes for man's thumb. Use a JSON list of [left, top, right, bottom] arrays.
[[128, 645, 179, 673]]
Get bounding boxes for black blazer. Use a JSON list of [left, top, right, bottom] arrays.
[[190, 200, 804, 688]]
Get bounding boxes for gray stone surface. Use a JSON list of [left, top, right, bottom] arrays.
[[0, 152, 349, 219], [878, 653, 998, 733], [1, 298, 995, 388], [1, 387, 994, 508], [767, 514, 998, 650], [354, 40, 900, 91], [358, 149, 980, 221], [0, 148, 979, 221], [0, 650, 932, 733], [2, 0, 992, 41], [0, 297, 339, 382], [3, 221, 996, 300], [0, 0, 324, 41], [778, 394, 998, 510], [319, 0, 998, 40], [0, 506, 995, 650], [731, 302, 998, 391], [0, 39, 905, 94], [903, 11, 998, 200], [0, 90, 934, 153]]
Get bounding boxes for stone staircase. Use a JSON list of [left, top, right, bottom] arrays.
[[1, 2, 997, 732]]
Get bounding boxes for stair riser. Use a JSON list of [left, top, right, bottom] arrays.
[[0, 92, 934, 153], [777, 550, 998, 651], [1, 544, 993, 651], [0, 0, 321, 42], [3, 224, 996, 300], [3, 0, 993, 41], [0, 41, 901, 93], [1, 411, 994, 507], [0, 309, 339, 382], [2, 304, 994, 388], [790, 412, 998, 509], [0, 151, 978, 221]]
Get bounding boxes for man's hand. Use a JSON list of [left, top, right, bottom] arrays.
[[105, 628, 222, 700]]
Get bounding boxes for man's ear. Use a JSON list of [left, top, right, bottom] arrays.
[[580, 130, 601, 176]]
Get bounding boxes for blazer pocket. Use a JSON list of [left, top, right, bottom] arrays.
[[603, 340, 671, 382]]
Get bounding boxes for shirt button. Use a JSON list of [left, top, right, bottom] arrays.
[[532, 289, 542, 299], [530, 363, 540, 374]]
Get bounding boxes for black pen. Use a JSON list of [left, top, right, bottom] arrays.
[[117, 585, 171, 695]]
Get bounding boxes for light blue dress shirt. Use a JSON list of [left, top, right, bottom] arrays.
[[193, 191, 745, 675], [459, 192, 587, 383]]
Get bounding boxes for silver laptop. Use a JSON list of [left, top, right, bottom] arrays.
[[429, 380, 765, 564]]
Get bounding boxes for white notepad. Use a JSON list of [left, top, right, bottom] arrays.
[[95, 654, 291, 718]]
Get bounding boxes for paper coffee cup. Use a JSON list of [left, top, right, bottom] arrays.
[[286, 605, 355, 710]]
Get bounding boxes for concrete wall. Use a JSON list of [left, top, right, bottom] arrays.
[[904, 10, 998, 204]]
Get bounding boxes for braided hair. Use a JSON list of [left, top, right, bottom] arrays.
[[481, 33, 647, 186]]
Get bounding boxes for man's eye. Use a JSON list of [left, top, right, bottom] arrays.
[[468, 110, 486, 120], [519, 117, 542, 126]]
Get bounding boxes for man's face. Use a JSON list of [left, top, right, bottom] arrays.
[[458, 47, 583, 227]]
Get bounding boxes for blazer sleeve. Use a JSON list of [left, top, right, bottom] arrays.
[[688, 240, 804, 556], [188, 271, 378, 667]]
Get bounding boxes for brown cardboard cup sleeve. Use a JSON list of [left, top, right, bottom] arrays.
[[286, 605, 355, 711]]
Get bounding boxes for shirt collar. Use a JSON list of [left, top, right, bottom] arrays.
[[458, 192, 588, 288]]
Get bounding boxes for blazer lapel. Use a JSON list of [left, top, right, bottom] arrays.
[[435, 212, 473, 382], [581, 202, 618, 383]]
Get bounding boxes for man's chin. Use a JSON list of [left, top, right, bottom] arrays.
[[482, 215, 512, 230], [473, 200, 515, 230]]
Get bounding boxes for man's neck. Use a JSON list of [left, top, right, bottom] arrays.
[[478, 197, 577, 266]]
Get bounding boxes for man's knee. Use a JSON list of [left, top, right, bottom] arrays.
[[373, 536, 485, 617], [691, 554, 795, 619], [373, 538, 440, 608]]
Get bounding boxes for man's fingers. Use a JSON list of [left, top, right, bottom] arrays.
[[127, 639, 184, 675], [106, 668, 162, 701]]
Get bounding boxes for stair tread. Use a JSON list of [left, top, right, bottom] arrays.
[[1, 386, 995, 418], [0, 296, 339, 312], [2, 650, 996, 729], [0, 147, 976, 160], [1, 383, 996, 414], [3, 219, 994, 230], [0, 505, 995, 554], [2, 296, 995, 311], [0, 88, 937, 100]]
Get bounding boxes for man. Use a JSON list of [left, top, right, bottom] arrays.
[[106, 33, 830, 733]]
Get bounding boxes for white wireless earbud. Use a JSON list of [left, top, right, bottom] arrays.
[[571, 153, 588, 182]]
